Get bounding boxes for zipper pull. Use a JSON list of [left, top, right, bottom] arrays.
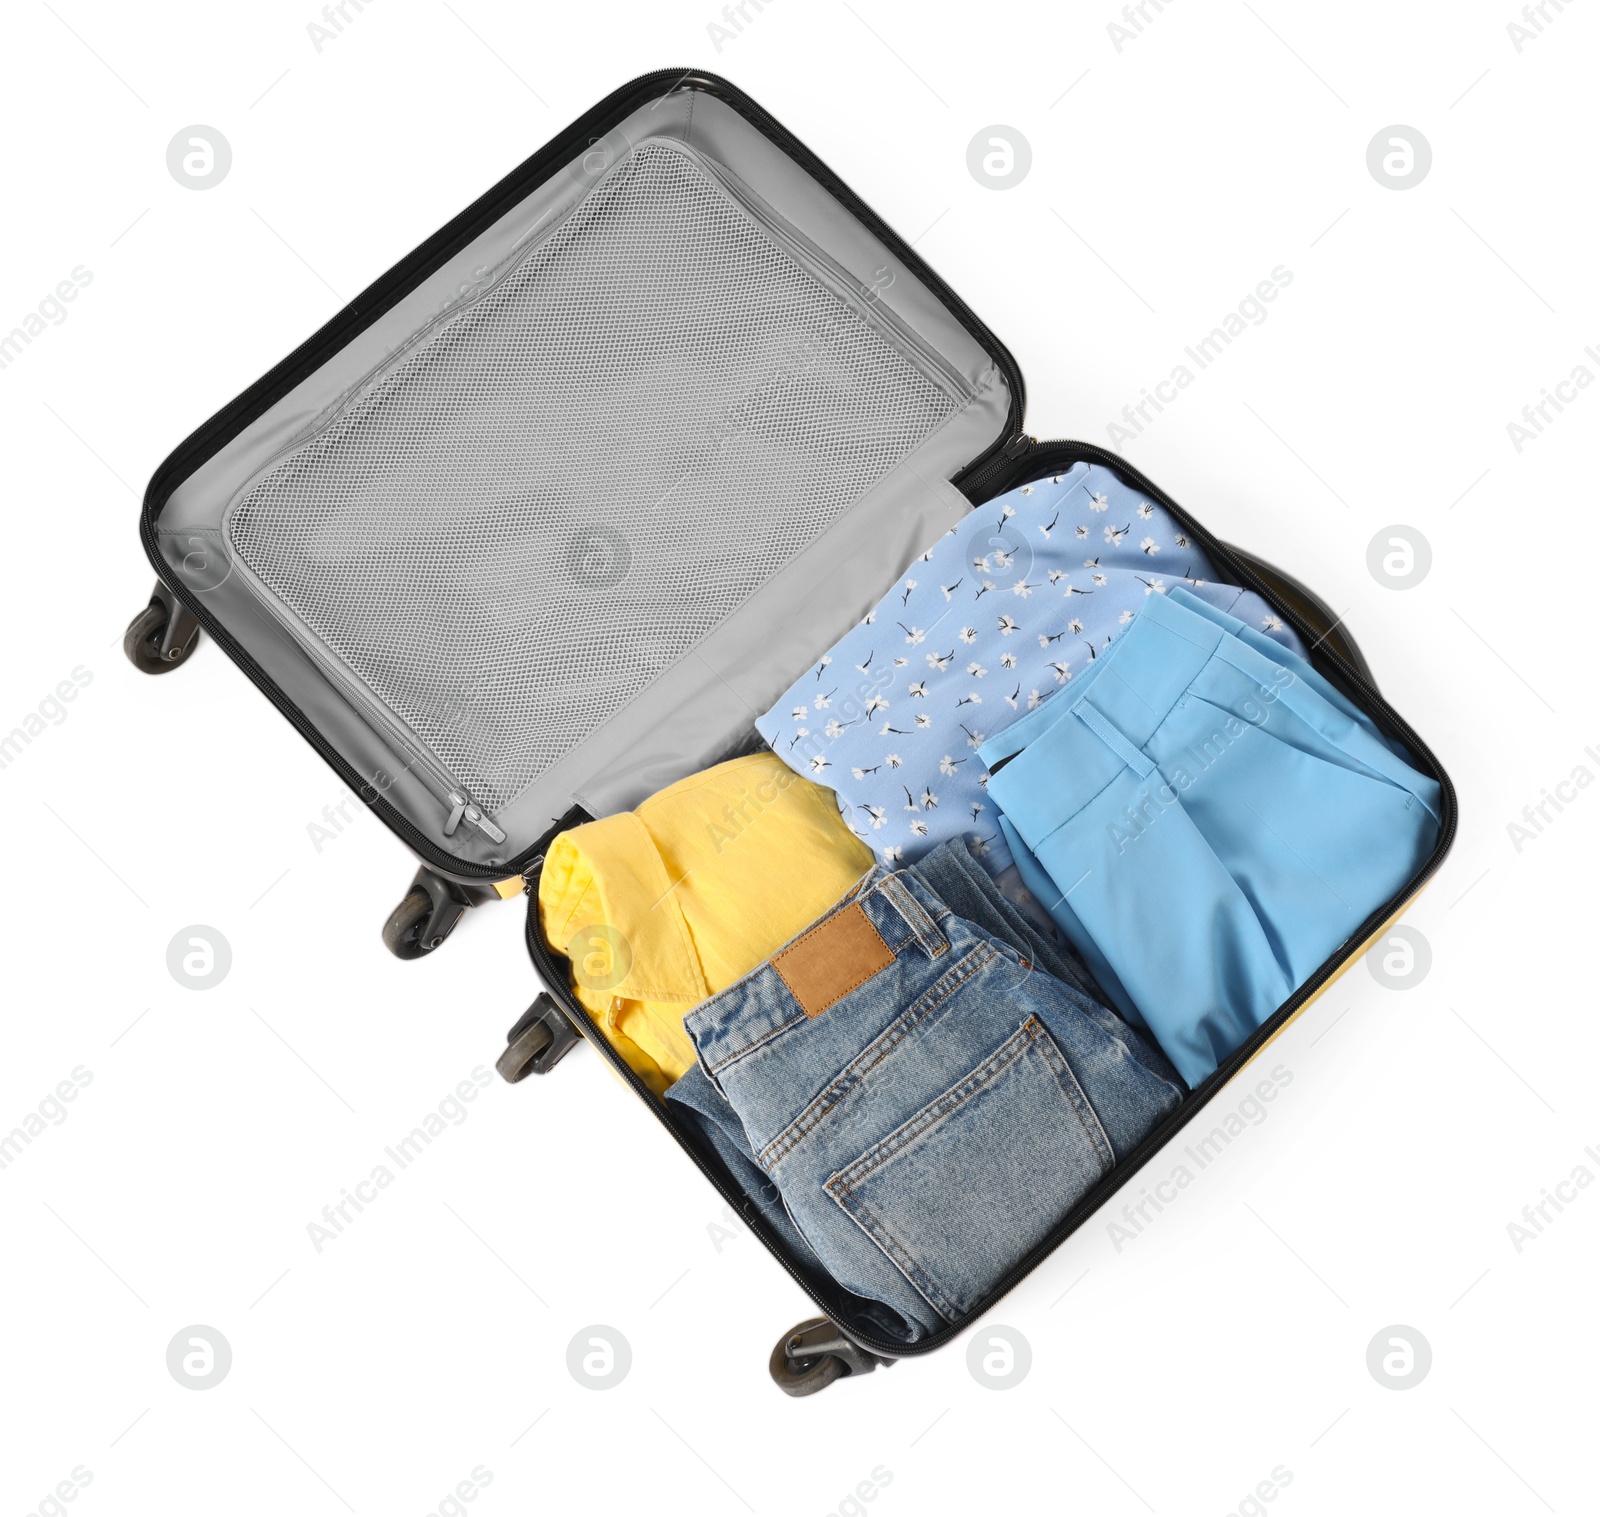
[[443, 792, 468, 835], [443, 790, 506, 843], [462, 801, 506, 845]]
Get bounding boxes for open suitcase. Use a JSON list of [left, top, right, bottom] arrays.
[[129, 69, 1457, 1395]]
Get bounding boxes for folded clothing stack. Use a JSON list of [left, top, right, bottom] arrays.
[[666, 838, 1181, 1342], [753, 462, 1305, 874], [536, 753, 874, 1096], [981, 587, 1443, 1086]]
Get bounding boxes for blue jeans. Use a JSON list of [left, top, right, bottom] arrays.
[[666, 841, 1180, 1341], [982, 587, 1443, 1088]]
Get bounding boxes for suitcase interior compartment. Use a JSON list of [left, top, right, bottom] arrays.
[[147, 82, 1016, 872], [525, 436, 1457, 1359]]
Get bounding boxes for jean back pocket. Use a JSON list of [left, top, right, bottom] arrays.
[[824, 1016, 1114, 1322]]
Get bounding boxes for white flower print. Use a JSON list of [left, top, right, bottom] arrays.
[[1027, 689, 1045, 710], [814, 690, 832, 709], [1140, 536, 1160, 555], [900, 784, 920, 812], [960, 625, 978, 644], [914, 713, 932, 729], [1012, 580, 1036, 599], [1019, 483, 1034, 495], [1118, 608, 1135, 625], [963, 725, 985, 749], [997, 615, 1020, 635], [1092, 572, 1108, 587], [1052, 472, 1066, 484], [1004, 685, 1021, 709], [1174, 534, 1189, 549], [970, 835, 991, 858], [1137, 501, 1155, 519], [809, 754, 831, 774], [900, 623, 925, 646], [1074, 524, 1089, 539], [885, 753, 902, 768], [938, 754, 966, 776], [881, 844, 904, 863], [1038, 631, 1065, 650], [862, 804, 888, 830], [1001, 503, 1016, 519], [1143, 577, 1167, 595], [1104, 522, 1130, 546], [892, 656, 909, 668], [864, 695, 889, 716], [969, 801, 985, 821], [1048, 569, 1066, 584], [1049, 661, 1072, 684], [926, 650, 953, 671], [967, 661, 988, 678], [824, 719, 845, 738], [790, 705, 809, 722], [978, 771, 990, 789], [1000, 651, 1017, 669], [907, 680, 928, 698], [972, 553, 992, 573], [908, 820, 929, 837], [1068, 618, 1084, 634], [920, 788, 939, 810], [955, 691, 983, 707], [1089, 491, 1110, 513], [1262, 614, 1285, 633], [941, 579, 963, 601], [863, 610, 876, 625], [992, 548, 1014, 571]]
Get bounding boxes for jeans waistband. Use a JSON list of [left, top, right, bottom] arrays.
[[684, 865, 953, 1075]]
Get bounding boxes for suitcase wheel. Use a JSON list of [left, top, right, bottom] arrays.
[[495, 993, 583, 1082], [124, 581, 200, 675], [382, 866, 470, 959], [768, 1318, 892, 1397]]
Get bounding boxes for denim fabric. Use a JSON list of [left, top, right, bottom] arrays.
[[667, 841, 1181, 1341], [982, 588, 1442, 1088]]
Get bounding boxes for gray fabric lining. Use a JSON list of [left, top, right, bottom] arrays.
[[154, 87, 1013, 866]]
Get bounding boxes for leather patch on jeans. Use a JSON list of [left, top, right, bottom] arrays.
[[773, 902, 895, 1018]]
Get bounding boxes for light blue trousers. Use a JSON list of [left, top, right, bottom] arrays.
[[981, 589, 1441, 1087]]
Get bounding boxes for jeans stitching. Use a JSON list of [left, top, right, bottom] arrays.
[[821, 1018, 1050, 1321], [757, 943, 999, 1170], [827, 1018, 1042, 1190]]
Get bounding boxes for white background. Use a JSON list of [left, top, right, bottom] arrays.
[[1, 2, 1595, 1513]]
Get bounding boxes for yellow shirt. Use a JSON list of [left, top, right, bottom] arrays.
[[538, 754, 874, 1097]]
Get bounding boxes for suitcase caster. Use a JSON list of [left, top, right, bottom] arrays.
[[382, 866, 472, 959], [495, 993, 583, 1082], [123, 581, 201, 674], [768, 1318, 893, 1397]]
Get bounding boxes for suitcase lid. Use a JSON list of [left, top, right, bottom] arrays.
[[142, 70, 1024, 876]]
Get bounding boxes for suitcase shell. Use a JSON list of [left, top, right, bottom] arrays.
[[133, 68, 1458, 1392]]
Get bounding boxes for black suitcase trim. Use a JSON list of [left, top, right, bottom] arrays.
[[136, 67, 1028, 883]]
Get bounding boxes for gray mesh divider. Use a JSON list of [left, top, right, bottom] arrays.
[[225, 138, 961, 821]]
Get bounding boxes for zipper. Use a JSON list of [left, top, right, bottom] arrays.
[[517, 434, 1459, 1361], [959, 430, 1035, 495], [139, 67, 1025, 881]]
